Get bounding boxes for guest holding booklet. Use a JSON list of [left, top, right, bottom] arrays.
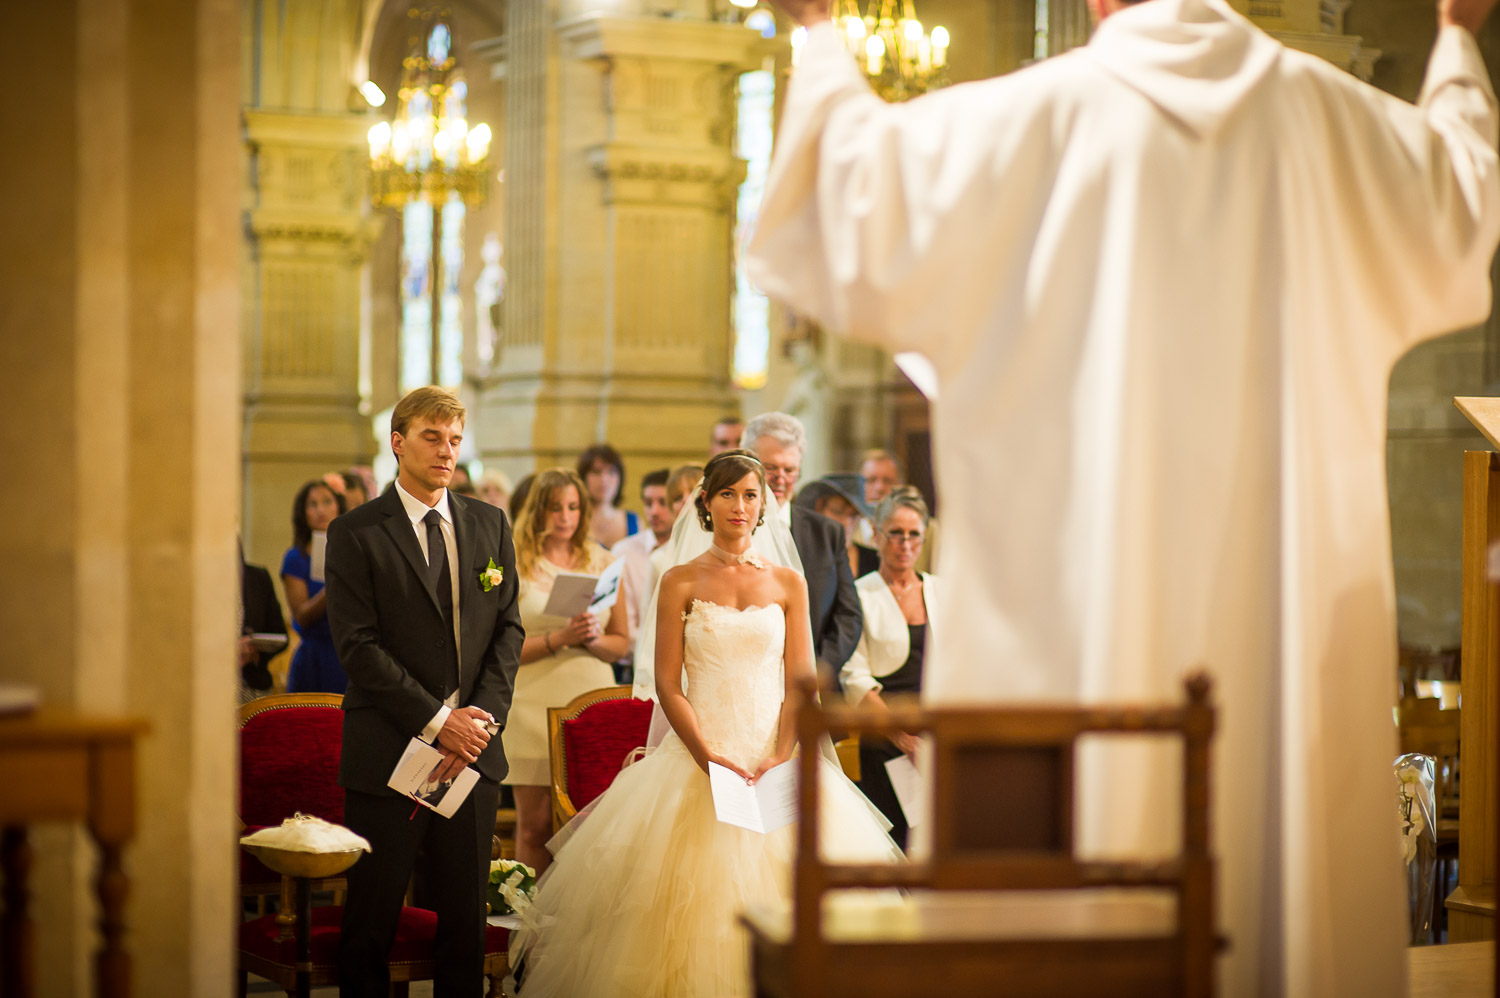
[[840, 488, 935, 850], [510, 451, 898, 998], [505, 468, 629, 874]]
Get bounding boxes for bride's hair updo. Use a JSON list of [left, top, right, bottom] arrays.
[[694, 449, 767, 532]]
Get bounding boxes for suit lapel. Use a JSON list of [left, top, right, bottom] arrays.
[[379, 490, 444, 616], [452, 494, 480, 689]]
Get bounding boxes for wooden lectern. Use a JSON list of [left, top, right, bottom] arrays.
[[1451, 397, 1500, 943]]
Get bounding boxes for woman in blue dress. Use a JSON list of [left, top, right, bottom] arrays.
[[280, 478, 347, 693]]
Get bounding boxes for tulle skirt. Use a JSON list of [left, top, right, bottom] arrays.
[[510, 735, 902, 997]]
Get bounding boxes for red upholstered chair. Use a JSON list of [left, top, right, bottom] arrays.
[[238, 694, 348, 906], [236, 694, 510, 997], [548, 686, 654, 833]]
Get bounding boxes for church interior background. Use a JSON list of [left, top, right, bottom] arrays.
[[2, 0, 1498, 992]]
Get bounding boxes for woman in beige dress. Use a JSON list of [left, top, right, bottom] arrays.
[[505, 468, 630, 873]]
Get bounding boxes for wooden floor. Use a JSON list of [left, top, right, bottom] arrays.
[[1409, 942, 1492, 998]]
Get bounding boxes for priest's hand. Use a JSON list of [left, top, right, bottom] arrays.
[[766, 0, 832, 27], [1439, 0, 1498, 36]]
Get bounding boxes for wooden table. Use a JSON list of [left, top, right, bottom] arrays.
[[0, 709, 147, 998], [1408, 941, 1493, 998]]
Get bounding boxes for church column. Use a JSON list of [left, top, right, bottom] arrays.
[[242, 112, 376, 570], [0, 0, 239, 992], [480, 3, 765, 487]]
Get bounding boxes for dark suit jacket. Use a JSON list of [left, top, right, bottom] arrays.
[[789, 505, 863, 671], [325, 488, 524, 795], [240, 562, 287, 690]]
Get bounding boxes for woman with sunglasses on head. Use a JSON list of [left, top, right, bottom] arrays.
[[839, 487, 935, 850]]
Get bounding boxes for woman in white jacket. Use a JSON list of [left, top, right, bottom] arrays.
[[839, 488, 934, 849]]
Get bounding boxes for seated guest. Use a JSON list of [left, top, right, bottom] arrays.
[[648, 462, 705, 591], [506, 468, 631, 873], [339, 470, 370, 508], [476, 470, 512, 510], [860, 448, 940, 573], [239, 541, 287, 702], [745, 411, 862, 688], [611, 468, 673, 639], [577, 443, 638, 548], [281, 479, 347, 693], [708, 415, 744, 456], [665, 463, 704, 517], [840, 488, 934, 850], [509, 473, 535, 524], [794, 473, 879, 579]]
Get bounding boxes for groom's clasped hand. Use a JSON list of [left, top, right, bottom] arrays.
[[431, 705, 497, 782]]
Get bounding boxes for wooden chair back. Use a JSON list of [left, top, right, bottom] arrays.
[[788, 674, 1217, 997], [547, 685, 653, 833]]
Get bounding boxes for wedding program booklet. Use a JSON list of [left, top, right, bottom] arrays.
[[309, 530, 328, 582], [541, 572, 600, 618], [388, 737, 480, 819], [883, 754, 925, 828], [708, 759, 797, 835]]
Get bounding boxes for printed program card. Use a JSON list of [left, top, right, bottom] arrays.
[[541, 572, 600, 618], [388, 737, 480, 819], [708, 759, 798, 835], [884, 754, 925, 828]]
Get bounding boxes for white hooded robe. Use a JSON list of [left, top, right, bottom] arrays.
[[745, 1, 1500, 994]]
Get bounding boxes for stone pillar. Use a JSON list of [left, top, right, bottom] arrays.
[[480, 3, 765, 489], [1045, 0, 1092, 56], [0, 0, 239, 993], [242, 111, 376, 570]]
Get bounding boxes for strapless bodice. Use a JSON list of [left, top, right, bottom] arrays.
[[680, 600, 786, 770]]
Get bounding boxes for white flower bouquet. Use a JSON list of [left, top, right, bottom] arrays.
[[487, 859, 537, 917]]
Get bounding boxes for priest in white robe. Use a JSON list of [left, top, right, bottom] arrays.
[[747, 0, 1500, 994]]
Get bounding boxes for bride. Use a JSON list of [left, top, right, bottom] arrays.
[[510, 450, 900, 997]]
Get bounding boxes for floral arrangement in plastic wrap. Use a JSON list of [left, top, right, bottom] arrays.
[[487, 859, 537, 917], [1394, 753, 1438, 944]]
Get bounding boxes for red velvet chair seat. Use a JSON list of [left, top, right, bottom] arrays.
[[562, 696, 654, 810]]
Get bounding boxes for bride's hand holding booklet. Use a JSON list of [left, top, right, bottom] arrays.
[[708, 759, 797, 834]]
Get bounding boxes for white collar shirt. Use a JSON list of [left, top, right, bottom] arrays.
[[394, 479, 463, 729]]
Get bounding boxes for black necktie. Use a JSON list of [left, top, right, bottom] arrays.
[[424, 509, 457, 693], [425, 509, 454, 626]]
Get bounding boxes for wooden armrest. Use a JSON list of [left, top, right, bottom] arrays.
[[743, 890, 1179, 945]]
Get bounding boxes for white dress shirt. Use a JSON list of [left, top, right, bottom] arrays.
[[394, 479, 463, 742], [610, 529, 662, 639]]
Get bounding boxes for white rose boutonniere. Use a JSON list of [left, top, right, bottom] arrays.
[[480, 557, 504, 592]]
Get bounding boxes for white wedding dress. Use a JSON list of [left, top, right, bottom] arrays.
[[510, 598, 901, 997]]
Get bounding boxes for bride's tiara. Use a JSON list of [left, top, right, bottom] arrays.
[[704, 449, 763, 469]]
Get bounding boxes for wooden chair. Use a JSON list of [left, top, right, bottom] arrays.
[[1398, 697, 1461, 938], [743, 675, 1219, 998], [236, 694, 510, 997], [548, 685, 654, 833], [237, 693, 349, 910]]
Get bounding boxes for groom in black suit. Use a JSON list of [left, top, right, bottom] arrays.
[[325, 386, 524, 997]]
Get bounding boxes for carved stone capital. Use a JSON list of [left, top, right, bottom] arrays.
[[555, 13, 770, 69]]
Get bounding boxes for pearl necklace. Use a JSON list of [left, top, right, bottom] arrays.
[[710, 543, 766, 570]]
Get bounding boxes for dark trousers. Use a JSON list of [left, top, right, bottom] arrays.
[[338, 778, 500, 997], [857, 739, 909, 852]]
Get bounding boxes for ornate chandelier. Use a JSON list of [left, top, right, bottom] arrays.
[[792, 0, 949, 102], [367, 10, 491, 209]]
